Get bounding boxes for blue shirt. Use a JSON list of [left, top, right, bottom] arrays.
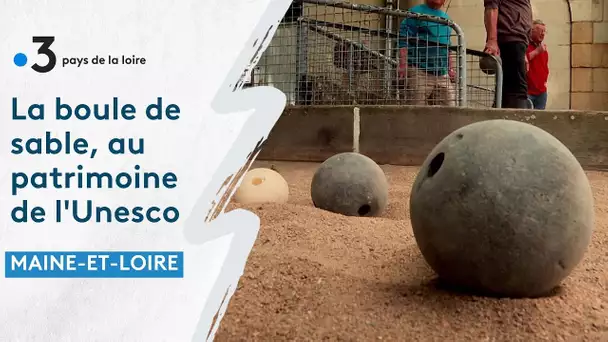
[[399, 4, 453, 76]]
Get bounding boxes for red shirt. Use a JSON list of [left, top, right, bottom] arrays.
[[526, 43, 549, 96]]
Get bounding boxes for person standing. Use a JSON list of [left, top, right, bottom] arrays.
[[398, 0, 456, 106], [526, 20, 549, 109], [483, 0, 533, 108]]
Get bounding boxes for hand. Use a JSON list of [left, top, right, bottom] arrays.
[[537, 43, 547, 53], [448, 69, 456, 83], [484, 39, 500, 56], [525, 55, 529, 72]]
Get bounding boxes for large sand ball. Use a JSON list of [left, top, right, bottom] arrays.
[[409, 119, 594, 298], [234, 168, 289, 204], [311, 152, 389, 217]]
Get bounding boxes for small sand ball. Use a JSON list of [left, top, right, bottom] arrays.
[[409, 119, 594, 298], [311, 152, 389, 217], [234, 168, 289, 204]]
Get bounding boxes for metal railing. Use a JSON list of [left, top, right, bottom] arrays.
[[244, 0, 503, 108], [465, 49, 503, 108]]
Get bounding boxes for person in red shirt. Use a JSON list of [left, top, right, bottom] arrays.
[[526, 20, 549, 109]]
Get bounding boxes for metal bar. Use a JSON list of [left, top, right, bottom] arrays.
[[384, 0, 394, 99], [295, 21, 309, 105], [348, 43, 354, 98], [303, 18, 390, 37], [455, 23, 467, 107], [304, 21, 398, 66], [468, 84, 494, 91], [303, 0, 457, 26], [493, 55, 503, 108]]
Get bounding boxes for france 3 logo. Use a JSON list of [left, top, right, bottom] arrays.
[[13, 36, 57, 74]]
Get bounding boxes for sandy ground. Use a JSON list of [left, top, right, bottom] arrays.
[[215, 161, 607, 341]]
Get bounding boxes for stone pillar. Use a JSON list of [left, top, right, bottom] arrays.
[[570, 0, 608, 111]]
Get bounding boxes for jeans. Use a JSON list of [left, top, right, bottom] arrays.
[[528, 92, 548, 110], [498, 41, 529, 109]]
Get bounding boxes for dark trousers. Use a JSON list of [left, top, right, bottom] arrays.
[[498, 41, 530, 109]]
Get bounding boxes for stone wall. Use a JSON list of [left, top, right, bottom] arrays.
[[570, 0, 608, 111]]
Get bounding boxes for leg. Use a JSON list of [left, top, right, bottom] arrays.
[[498, 42, 529, 108], [405, 67, 434, 106], [432, 74, 457, 106], [533, 92, 548, 109]]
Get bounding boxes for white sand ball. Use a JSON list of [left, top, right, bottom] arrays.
[[234, 168, 289, 204]]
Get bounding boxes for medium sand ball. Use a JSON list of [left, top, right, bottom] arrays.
[[234, 168, 289, 204], [409, 119, 594, 298], [311, 152, 389, 217]]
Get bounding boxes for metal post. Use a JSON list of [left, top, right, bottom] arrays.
[[452, 22, 467, 107], [348, 44, 354, 97], [384, 0, 394, 99], [296, 20, 309, 105], [493, 56, 503, 108]]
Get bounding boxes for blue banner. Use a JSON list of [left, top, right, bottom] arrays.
[[5, 251, 184, 278]]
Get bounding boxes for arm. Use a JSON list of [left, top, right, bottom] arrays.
[[483, 0, 499, 54], [527, 44, 546, 61], [484, 7, 498, 42], [447, 26, 455, 79], [399, 47, 408, 74], [448, 51, 456, 80], [398, 19, 415, 78]]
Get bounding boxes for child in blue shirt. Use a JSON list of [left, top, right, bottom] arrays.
[[398, 0, 456, 106]]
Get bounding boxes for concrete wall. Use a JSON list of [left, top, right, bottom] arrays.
[[257, 105, 608, 168]]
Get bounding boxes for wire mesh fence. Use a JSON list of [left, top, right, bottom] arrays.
[[245, 0, 502, 108], [466, 50, 503, 108]]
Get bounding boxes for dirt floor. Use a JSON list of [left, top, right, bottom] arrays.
[[215, 161, 608, 342]]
